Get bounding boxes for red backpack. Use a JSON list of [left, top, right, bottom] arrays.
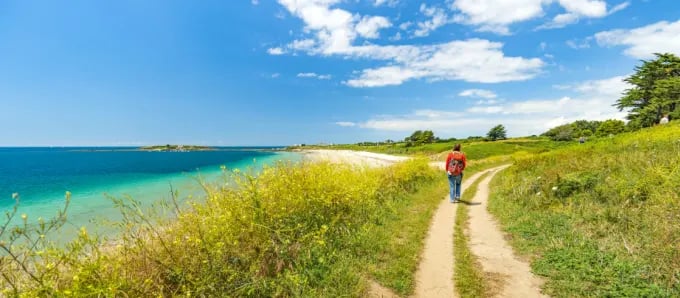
[[447, 152, 464, 176]]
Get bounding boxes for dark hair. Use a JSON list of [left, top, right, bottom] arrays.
[[453, 144, 461, 151]]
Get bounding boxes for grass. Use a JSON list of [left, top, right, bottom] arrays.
[[453, 171, 491, 298], [358, 178, 448, 295], [350, 157, 515, 296], [293, 137, 568, 159], [0, 158, 441, 296], [487, 122, 680, 297]]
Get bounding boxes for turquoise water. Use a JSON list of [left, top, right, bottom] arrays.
[[0, 147, 300, 239]]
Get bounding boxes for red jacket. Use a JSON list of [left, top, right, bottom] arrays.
[[445, 151, 467, 172]]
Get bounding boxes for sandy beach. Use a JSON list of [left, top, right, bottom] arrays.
[[299, 149, 410, 167]]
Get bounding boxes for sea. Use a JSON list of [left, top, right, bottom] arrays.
[[0, 147, 301, 240]]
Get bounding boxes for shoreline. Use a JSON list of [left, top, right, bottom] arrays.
[[297, 149, 409, 167]]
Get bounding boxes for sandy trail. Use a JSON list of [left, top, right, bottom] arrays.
[[412, 168, 498, 298], [467, 166, 547, 298]]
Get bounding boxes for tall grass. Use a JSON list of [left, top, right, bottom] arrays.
[[488, 122, 680, 297], [1, 158, 440, 296]]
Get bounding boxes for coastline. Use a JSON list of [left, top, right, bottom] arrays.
[[4, 151, 302, 242]]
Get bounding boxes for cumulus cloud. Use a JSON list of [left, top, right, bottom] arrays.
[[348, 39, 543, 87], [267, 47, 285, 55], [459, 89, 498, 99], [335, 121, 357, 127], [356, 16, 392, 39], [450, 0, 546, 34], [273, 0, 544, 87], [348, 75, 631, 137], [414, 4, 451, 37], [537, 0, 630, 30], [595, 19, 680, 59], [447, 0, 628, 33]]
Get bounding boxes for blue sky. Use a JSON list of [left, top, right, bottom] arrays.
[[1, 0, 679, 146]]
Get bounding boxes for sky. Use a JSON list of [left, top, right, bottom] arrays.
[[1, 0, 679, 146]]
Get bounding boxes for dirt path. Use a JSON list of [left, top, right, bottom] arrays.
[[412, 168, 496, 298], [467, 166, 547, 297]]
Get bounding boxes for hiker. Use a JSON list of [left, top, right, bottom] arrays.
[[660, 113, 669, 125], [445, 144, 467, 203]]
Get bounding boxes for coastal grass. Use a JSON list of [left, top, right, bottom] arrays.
[[0, 158, 442, 297], [357, 178, 448, 295], [488, 122, 680, 297], [453, 171, 493, 298], [295, 138, 567, 159]]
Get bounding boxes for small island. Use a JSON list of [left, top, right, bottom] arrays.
[[139, 144, 216, 152]]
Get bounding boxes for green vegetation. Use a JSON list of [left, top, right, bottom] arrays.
[[298, 138, 567, 159], [404, 130, 436, 146], [542, 119, 628, 141], [139, 144, 215, 151], [486, 124, 507, 141], [488, 122, 680, 297], [360, 178, 447, 295], [454, 171, 494, 298], [616, 53, 680, 129], [0, 158, 446, 296]]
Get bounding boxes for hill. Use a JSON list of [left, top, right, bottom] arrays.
[[489, 121, 680, 297]]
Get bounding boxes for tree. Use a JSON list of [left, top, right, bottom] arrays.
[[616, 53, 680, 128], [596, 119, 625, 136], [405, 130, 435, 146], [542, 123, 574, 141], [486, 124, 507, 141]]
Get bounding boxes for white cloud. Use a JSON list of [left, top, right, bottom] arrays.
[[335, 121, 356, 127], [557, 0, 607, 18], [373, 0, 399, 7], [274, 1, 544, 87], [537, 13, 579, 30], [459, 89, 498, 99], [537, 0, 629, 30], [609, 1, 631, 14], [252, 0, 259, 5], [450, 0, 547, 34], [297, 72, 332, 79], [414, 4, 451, 37], [399, 21, 413, 30], [271, 73, 281, 78], [594, 19, 680, 59], [351, 75, 631, 137], [267, 47, 285, 55], [356, 16, 392, 39], [346, 39, 544, 87]]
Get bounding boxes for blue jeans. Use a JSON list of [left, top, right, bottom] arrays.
[[448, 173, 463, 201]]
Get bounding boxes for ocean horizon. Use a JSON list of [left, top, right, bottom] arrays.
[[0, 147, 301, 241]]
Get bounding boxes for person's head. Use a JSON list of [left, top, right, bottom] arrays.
[[453, 144, 461, 151]]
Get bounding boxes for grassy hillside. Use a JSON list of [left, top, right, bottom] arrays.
[[488, 122, 680, 297]]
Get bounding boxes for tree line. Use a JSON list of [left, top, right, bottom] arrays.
[[543, 53, 679, 141]]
